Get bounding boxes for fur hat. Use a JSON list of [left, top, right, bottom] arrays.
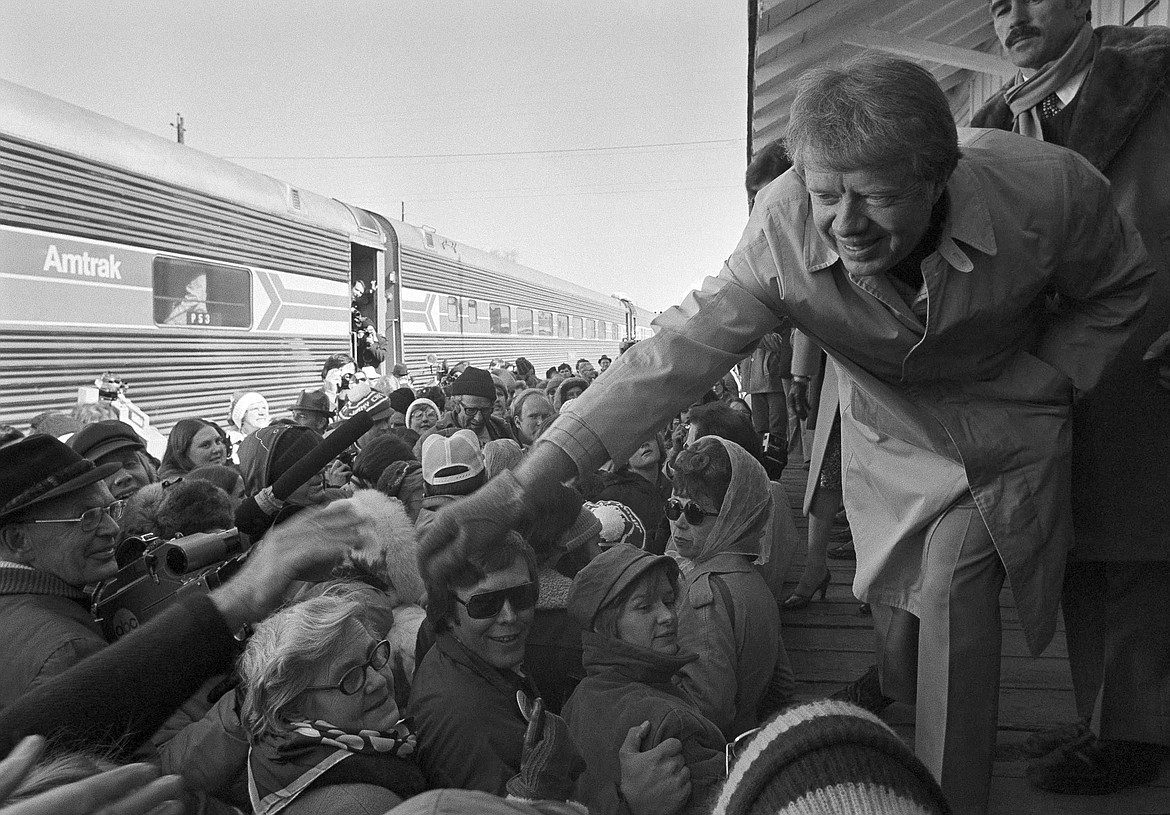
[[450, 366, 496, 401], [342, 490, 426, 605], [714, 700, 951, 815], [421, 430, 484, 486]]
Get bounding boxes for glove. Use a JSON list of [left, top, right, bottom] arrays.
[[506, 696, 585, 801], [787, 378, 810, 421]]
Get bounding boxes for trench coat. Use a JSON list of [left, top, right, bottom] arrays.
[[972, 25, 1170, 562], [543, 128, 1151, 656]]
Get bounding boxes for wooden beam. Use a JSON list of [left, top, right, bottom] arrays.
[[756, 0, 869, 66], [841, 26, 1017, 76]]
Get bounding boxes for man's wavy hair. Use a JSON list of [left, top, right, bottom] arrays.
[[418, 528, 537, 632], [786, 55, 959, 187]]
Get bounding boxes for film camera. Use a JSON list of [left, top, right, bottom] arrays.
[[91, 529, 249, 641]]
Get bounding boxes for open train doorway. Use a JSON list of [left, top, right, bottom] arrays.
[[349, 243, 383, 372]]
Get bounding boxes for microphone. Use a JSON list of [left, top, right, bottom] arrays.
[[234, 411, 374, 536]]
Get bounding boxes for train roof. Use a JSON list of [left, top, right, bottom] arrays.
[[0, 77, 383, 246]]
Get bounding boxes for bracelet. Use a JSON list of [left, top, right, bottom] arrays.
[[792, 375, 811, 383]]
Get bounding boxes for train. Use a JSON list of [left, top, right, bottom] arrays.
[[0, 78, 657, 433]]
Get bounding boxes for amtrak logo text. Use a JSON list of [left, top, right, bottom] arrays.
[[43, 244, 123, 279]]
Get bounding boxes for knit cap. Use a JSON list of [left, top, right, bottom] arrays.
[[388, 387, 417, 416], [714, 700, 951, 815], [450, 366, 496, 401]]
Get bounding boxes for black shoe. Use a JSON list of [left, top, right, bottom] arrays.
[[829, 665, 894, 714], [1027, 733, 1124, 794], [827, 542, 856, 560], [1022, 718, 1091, 759]]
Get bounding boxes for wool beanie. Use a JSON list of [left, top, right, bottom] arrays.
[[388, 387, 417, 416], [450, 366, 496, 401], [715, 700, 951, 815]]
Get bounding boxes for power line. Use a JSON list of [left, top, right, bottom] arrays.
[[224, 137, 744, 161]]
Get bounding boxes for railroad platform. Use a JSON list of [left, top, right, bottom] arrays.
[[774, 458, 1170, 814]]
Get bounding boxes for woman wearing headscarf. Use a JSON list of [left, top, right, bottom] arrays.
[[669, 436, 779, 739]]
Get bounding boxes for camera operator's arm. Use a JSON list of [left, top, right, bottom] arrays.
[[0, 502, 373, 757]]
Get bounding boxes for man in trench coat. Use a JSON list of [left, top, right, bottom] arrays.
[[419, 56, 1152, 815]]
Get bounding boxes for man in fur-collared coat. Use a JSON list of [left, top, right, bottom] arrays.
[[973, 2, 1170, 794]]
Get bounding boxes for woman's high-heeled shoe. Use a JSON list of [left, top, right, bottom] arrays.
[[781, 571, 831, 611]]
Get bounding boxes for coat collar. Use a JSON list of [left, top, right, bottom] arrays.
[[580, 630, 695, 684], [804, 156, 997, 275]]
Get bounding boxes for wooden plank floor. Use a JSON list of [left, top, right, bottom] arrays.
[[772, 458, 1170, 814]]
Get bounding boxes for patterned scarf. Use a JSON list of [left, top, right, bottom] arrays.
[[1003, 23, 1094, 140]]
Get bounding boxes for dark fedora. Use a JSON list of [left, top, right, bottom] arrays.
[[0, 436, 119, 524], [291, 389, 332, 416], [69, 420, 145, 463]]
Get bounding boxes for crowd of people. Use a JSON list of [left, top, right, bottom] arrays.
[[1, 5, 1168, 814]]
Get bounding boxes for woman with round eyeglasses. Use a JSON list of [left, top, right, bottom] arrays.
[[239, 590, 425, 815], [667, 435, 780, 740], [405, 398, 441, 437], [407, 529, 581, 796]]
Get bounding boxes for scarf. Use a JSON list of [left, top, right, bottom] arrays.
[[248, 717, 423, 815], [694, 436, 774, 565], [1003, 22, 1094, 140]]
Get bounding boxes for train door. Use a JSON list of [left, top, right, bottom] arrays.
[[350, 244, 382, 371]]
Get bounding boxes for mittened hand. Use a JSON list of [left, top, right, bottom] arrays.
[[506, 697, 586, 801]]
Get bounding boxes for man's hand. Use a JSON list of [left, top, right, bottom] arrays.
[[618, 721, 691, 815], [787, 378, 810, 421], [506, 696, 586, 801], [212, 500, 375, 631], [0, 736, 184, 815]]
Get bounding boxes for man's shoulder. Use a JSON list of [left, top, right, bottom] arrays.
[[1095, 24, 1170, 56]]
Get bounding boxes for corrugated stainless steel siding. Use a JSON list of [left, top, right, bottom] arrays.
[[0, 329, 346, 431], [401, 333, 622, 379], [0, 135, 350, 281], [400, 248, 627, 324]]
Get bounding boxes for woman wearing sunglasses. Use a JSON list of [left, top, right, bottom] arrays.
[[408, 529, 581, 798], [668, 436, 780, 740]]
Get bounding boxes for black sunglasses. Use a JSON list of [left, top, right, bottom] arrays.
[[664, 498, 719, 525], [454, 582, 539, 620]]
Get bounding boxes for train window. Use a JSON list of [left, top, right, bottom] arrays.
[[467, 300, 478, 322], [490, 303, 512, 334], [612, 322, 621, 339], [516, 307, 534, 335], [152, 257, 250, 328], [598, 322, 608, 340], [537, 311, 554, 336], [556, 314, 569, 338], [446, 296, 460, 323], [572, 316, 583, 338], [585, 319, 597, 339]]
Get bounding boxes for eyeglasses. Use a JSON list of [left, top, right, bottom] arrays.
[[457, 404, 492, 418], [454, 582, 539, 620], [664, 498, 719, 525], [29, 500, 126, 532], [725, 726, 762, 776], [303, 639, 391, 695]]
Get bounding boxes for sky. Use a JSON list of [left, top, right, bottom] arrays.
[[1, 1, 751, 313]]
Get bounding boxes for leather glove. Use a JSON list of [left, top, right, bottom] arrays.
[[506, 696, 586, 801], [787, 379, 810, 421]]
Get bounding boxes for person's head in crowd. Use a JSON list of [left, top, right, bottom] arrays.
[[586, 500, 647, 550], [352, 434, 416, 490], [187, 465, 247, 506], [320, 353, 357, 393], [621, 433, 666, 482], [577, 361, 597, 382], [490, 375, 510, 421], [238, 424, 328, 522], [597, 355, 611, 372], [116, 482, 166, 542], [510, 389, 555, 447], [418, 526, 539, 671], [406, 398, 441, 436], [421, 430, 485, 497], [619, 338, 638, 355], [448, 367, 496, 435], [388, 387, 416, 419], [0, 436, 123, 588], [575, 359, 589, 375], [28, 411, 80, 441], [69, 420, 158, 501], [377, 460, 426, 523], [745, 137, 793, 211], [557, 362, 574, 378], [786, 56, 958, 280], [728, 398, 752, 419], [71, 401, 119, 430], [230, 390, 271, 437], [238, 590, 404, 738], [0, 424, 25, 449], [155, 479, 233, 539], [569, 545, 680, 654], [543, 376, 564, 400], [686, 402, 763, 462], [671, 436, 772, 564], [545, 366, 559, 380], [415, 385, 446, 413], [514, 357, 536, 384], [483, 438, 524, 481], [553, 377, 588, 411], [360, 399, 403, 448], [161, 418, 228, 478], [990, 0, 1091, 71], [290, 389, 332, 435]]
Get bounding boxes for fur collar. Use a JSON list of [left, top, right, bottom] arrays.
[[972, 26, 1170, 172], [345, 490, 426, 605]]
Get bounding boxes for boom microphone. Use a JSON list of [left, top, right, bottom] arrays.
[[234, 410, 375, 537]]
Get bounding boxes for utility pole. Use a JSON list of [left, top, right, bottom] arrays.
[[172, 113, 185, 144]]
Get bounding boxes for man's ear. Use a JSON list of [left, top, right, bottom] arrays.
[[0, 524, 34, 565]]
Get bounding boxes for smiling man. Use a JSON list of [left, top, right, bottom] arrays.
[[421, 55, 1154, 814], [0, 435, 124, 709]]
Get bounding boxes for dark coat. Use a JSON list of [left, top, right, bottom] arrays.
[[595, 469, 671, 554], [562, 633, 725, 815], [405, 631, 538, 794], [972, 25, 1170, 562]]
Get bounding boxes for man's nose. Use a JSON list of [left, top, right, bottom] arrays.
[[834, 198, 869, 236]]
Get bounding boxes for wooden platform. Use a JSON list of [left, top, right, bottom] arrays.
[[773, 459, 1170, 814]]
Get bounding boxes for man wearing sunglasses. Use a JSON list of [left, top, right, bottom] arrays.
[[0, 435, 126, 708]]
